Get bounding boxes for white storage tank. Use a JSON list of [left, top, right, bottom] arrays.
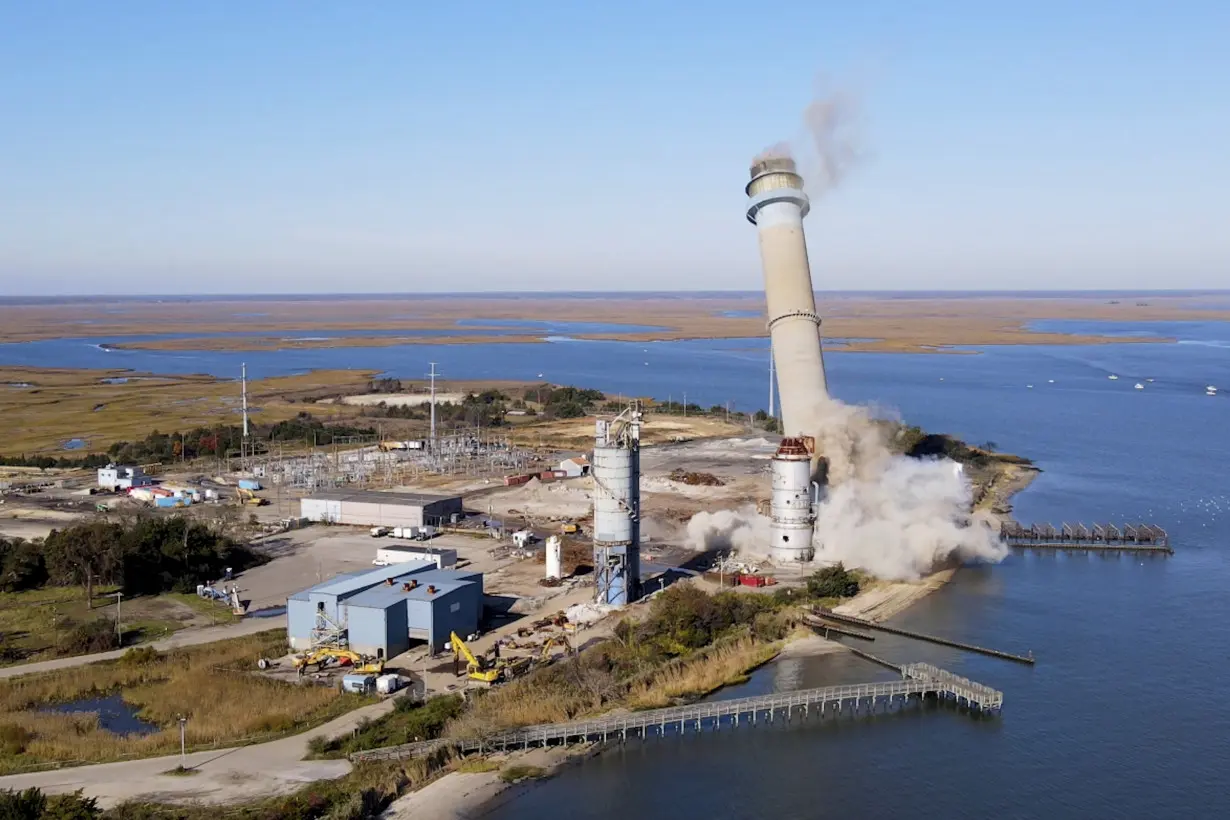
[[770, 438, 815, 562], [545, 535, 563, 580]]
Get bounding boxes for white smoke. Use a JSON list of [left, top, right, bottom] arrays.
[[684, 506, 770, 554], [804, 397, 1006, 580]]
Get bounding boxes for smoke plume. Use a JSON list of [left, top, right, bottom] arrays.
[[804, 397, 1006, 580], [755, 76, 864, 199]]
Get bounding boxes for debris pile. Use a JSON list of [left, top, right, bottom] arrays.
[[669, 469, 726, 486]]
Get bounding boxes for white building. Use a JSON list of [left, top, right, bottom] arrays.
[[97, 464, 151, 491], [557, 455, 590, 478]]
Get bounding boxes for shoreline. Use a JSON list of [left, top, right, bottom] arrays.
[[416, 463, 1040, 819]]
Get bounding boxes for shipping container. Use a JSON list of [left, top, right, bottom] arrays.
[[237, 479, 262, 491], [375, 674, 402, 694], [341, 674, 376, 694]]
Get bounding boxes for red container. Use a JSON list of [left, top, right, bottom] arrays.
[[739, 574, 767, 588]]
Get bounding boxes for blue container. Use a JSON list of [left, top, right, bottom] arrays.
[[237, 479, 262, 491]]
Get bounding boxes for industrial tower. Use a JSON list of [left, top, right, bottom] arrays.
[[592, 402, 642, 605], [746, 156, 825, 562]]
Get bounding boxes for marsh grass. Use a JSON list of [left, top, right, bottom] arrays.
[[624, 637, 782, 710], [0, 633, 369, 772]]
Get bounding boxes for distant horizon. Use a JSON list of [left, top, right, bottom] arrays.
[[1, 288, 1229, 306]]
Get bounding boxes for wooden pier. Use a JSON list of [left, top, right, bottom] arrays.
[[351, 662, 1003, 763], [814, 608, 1036, 665], [1001, 521, 1172, 554]]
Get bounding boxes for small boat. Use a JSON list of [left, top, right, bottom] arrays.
[[1135, 383, 1145, 390], [1147, 378, 1155, 383], [1109, 375, 1119, 380], [1048, 379, 1055, 383], [1208, 386, 1219, 396]]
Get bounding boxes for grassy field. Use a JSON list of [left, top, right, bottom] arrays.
[[0, 586, 236, 667], [0, 632, 370, 773], [0, 367, 384, 455], [3, 293, 1225, 350]]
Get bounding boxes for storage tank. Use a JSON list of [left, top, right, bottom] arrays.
[[545, 535, 563, 580], [592, 403, 642, 605], [770, 437, 815, 562]]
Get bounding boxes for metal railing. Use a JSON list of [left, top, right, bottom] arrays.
[[351, 663, 1003, 762]]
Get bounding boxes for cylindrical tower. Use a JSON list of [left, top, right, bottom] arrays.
[[746, 156, 828, 437], [545, 535, 563, 580], [592, 405, 642, 605], [770, 437, 815, 562]]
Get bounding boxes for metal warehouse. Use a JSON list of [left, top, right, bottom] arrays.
[[299, 490, 463, 527], [287, 562, 483, 657]]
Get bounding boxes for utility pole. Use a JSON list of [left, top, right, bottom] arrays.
[[178, 716, 188, 769], [241, 362, 250, 469], [768, 344, 775, 420], [110, 591, 124, 642], [428, 362, 439, 450]]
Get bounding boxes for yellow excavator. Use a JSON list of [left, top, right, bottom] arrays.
[[540, 634, 574, 661], [236, 487, 268, 507], [450, 632, 531, 685], [291, 647, 384, 675]]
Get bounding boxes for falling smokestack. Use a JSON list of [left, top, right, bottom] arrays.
[[745, 156, 827, 438]]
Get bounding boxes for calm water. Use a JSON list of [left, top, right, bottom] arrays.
[[479, 321, 1225, 820], [44, 694, 158, 736]]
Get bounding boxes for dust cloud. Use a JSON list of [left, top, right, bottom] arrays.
[[804, 397, 1005, 580], [684, 506, 769, 554]]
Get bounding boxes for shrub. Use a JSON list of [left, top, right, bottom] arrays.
[[58, 619, 120, 655], [806, 564, 861, 599], [118, 647, 161, 667], [499, 765, 545, 783], [0, 724, 33, 756], [0, 788, 99, 820]]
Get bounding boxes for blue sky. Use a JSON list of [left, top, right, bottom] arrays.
[[1, 1, 1227, 294]]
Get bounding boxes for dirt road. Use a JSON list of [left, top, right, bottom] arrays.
[[0, 618, 282, 680]]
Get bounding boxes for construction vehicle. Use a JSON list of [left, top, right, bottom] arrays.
[[291, 647, 384, 675], [560, 522, 579, 534], [449, 631, 530, 685], [236, 487, 268, 507], [540, 634, 574, 662]]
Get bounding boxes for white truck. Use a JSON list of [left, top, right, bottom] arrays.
[[416, 525, 437, 541], [370, 527, 390, 537]]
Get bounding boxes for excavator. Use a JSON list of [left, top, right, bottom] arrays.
[[450, 631, 530, 685], [236, 487, 268, 506], [291, 647, 384, 676], [539, 634, 574, 662]]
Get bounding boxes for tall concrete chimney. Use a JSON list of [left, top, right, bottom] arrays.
[[746, 157, 828, 437]]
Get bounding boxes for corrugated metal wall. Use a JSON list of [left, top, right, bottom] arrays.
[[346, 605, 391, 658], [287, 598, 316, 650]]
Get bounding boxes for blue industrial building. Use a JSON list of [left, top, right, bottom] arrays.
[[286, 562, 483, 657]]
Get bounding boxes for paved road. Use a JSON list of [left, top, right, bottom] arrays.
[[0, 618, 283, 680], [0, 693, 396, 807]]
